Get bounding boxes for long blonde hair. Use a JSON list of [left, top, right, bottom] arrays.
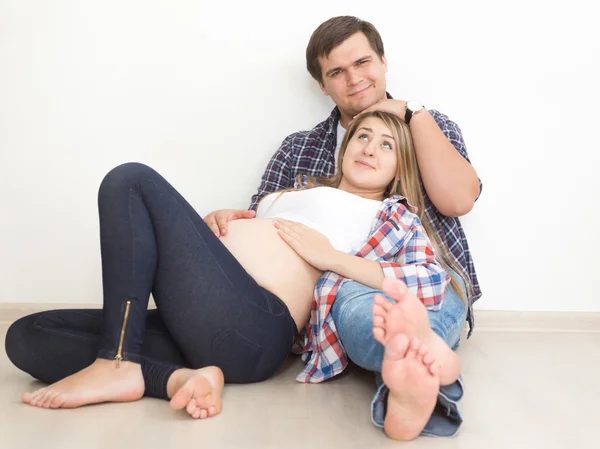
[[264, 111, 468, 300]]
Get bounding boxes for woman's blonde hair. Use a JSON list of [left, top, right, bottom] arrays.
[[269, 111, 468, 300]]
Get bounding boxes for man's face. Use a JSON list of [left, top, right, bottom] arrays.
[[318, 32, 388, 122]]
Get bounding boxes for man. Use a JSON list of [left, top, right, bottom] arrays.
[[205, 16, 481, 440]]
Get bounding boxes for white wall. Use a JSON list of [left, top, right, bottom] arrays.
[[1, 0, 598, 311]]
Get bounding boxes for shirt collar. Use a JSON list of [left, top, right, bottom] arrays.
[[385, 194, 418, 214], [325, 91, 394, 135]]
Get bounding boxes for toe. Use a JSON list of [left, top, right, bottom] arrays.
[[171, 384, 193, 411], [200, 409, 208, 419], [423, 353, 435, 367], [208, 406, 217, 417], [42, 391, 58, 408], [407, 338, 421, 358], [50, 394, 65, 409], [385, 334, 410, 361], [33, 390, 50, 407], [50, 393, 66, 409], [372, 315, 385, 328], [372, 305, 388, 322], [192, 407, 201, 419], [186, 398, 197, 416], [373, 327, 386, 344], [374, 294, 393, 311], [382, 278, 408, 300], [26, 388, 45, 405]]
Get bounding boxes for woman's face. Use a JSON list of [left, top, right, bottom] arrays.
[[340, 116, 398, 197]]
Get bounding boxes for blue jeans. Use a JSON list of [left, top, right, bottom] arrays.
[[331, 277, 467, 437]]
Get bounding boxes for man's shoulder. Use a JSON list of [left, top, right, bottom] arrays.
[[279, 110, 337, 152], [429, 108, 462, 131], [428, 108, 450, 123]]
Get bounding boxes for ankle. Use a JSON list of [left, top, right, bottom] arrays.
[[92, 358, 142, 373]]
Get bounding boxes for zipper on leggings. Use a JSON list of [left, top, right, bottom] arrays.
[[115, 300, 131, 368]]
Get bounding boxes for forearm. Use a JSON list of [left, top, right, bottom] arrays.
[[327, 251, 384, 289], [410, 111, 480, 216], [379, 261, 448, 308]]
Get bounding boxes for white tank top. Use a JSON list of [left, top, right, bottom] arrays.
[[256, 187, 383, 253]]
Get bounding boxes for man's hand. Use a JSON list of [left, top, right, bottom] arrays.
[[352, 99, 408, 124], [273, 218, 337, 271], [204, 209, 256, 237]]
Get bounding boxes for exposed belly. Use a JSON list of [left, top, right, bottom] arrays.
[[219, 218, 323, 330]]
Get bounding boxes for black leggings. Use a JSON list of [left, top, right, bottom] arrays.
[[5, 163, 297, 399]]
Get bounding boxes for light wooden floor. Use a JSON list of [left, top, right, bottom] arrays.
[[1, 307, 598, 449]]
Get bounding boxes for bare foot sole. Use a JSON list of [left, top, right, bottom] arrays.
[[169, 366, 224, 419], [372, 278, 461, 385], [382, 335, 440, 441], [22, 359, 144, 409]]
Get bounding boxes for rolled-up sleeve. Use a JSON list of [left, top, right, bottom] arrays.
[[378, 212, 449, 310]]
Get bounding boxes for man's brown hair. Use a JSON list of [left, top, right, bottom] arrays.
[[306, 16, 385, 84]]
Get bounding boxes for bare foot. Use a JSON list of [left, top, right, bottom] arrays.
[[380, 335, 440, 441], [372, 278, 461, 385], [168, 366, 224, 419], [22, 359, 144, 409]]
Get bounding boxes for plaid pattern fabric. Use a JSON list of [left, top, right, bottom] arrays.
[[292, 194, 450, 383], [248, 100, 482, 382]]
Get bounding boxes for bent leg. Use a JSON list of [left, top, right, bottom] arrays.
[[7, 162, 294, 409], [5, 309, 187, 397], [98, 164, 295, 383], [331, 278, 467, 438]]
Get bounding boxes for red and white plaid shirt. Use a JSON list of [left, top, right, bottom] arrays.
[[293, 194, 450, 383]]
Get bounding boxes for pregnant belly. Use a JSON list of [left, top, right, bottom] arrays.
[[219, 218, 322, 330]]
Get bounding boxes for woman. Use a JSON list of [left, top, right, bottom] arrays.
[[5, 111, 465, 425]]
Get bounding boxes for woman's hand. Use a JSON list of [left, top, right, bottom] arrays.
[[274, 219, 337, 271]]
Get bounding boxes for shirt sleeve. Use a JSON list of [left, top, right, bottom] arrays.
[[248, 136, 293, 211], [377, 208, 450, 310], [430, 109, 483, 199]]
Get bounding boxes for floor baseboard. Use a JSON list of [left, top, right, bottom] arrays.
[[473, 310, 600, 333], [1, 303, 599, 332]]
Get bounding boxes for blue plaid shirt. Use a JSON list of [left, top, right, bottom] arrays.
[[249, 103, 482, 334]]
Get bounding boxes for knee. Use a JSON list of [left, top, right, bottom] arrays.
[[98, 162, 158, 202], [333, 297, 374, 340], [4, 315, 34, 373]]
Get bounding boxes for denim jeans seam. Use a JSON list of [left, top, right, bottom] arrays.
[[144, 329, 170, 336], [72, 311, 104, 320], [211, 327, 266, 350], [127, 187, 138, 297], [33, 318, 99, 343]]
